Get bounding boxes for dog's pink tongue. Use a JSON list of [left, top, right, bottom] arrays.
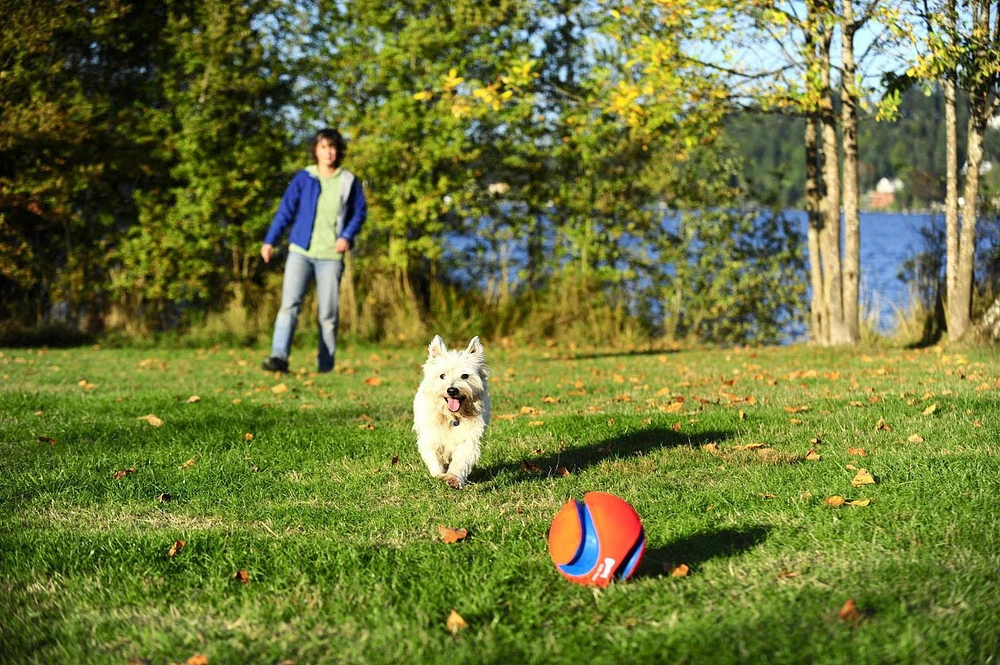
[[446, 397, 462, 412]]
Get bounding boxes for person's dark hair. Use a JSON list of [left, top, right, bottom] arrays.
[[311, 128, 347, 167]]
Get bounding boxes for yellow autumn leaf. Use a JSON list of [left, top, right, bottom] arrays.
[[907, 433, 925, 443], [805, 450, 821, 461], [851, 468, 876, 487], [846, 498, 872, 507], [824, 495, 846, 507], [922, 402, 939, 416], [438, 525, 469, 543], [138, 414, 164, 427], [446, 610, 468, 634], [271, 383, 288, 394]]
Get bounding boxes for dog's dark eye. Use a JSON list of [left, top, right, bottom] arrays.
[[461, 374, 469, 380], [440, 373, 445, 380]]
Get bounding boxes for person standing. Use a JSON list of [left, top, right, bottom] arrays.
[[261, 128, 367, 373]]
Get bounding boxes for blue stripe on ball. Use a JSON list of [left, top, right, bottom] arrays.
[[617, 528, 645, 580], [556, 501, 600, 577]]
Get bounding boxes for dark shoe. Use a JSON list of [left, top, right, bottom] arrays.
[[262, 356, 289, 372], [317, 366, 333, 374]]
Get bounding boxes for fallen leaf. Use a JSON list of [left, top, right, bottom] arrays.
[[847, 447, 868, 457], [244, 433, 254, 441], [438, 525, 469, 543], [662, 400, 685, 413], [178, 458, 196, 470], [446, 609, 469, 634], [156, 493, 171, 502], [701, 442, 719, 452], [37, 436, 56, 445], [186, 395, 201, 403], [113, 467, 136, 480], [758, 493, 777, 499], [906, 434, 924, 443], [234, 569, 249, 584], [34, 410, 43, 416], [784, 405, 810, 414], [542, 395, 560, 403], [187, 656, 209, 665], [922, 402, 939, 416], [555, 466, 571, 477], [527, 420, 545, 427], [359, 423, 376, 430], [805, 450, 821, 461], [851, 468, 876, 487], [520, 406, 541, 415], [776, 570, 800, 580], [670, 563, 690, 577], [138, 414, 164, 427], [167, 540, 185, 558], [846, 498, 872, 507], [733, 442, 765, 451], [874, 420, 892, 432], [271, 383, 288, 394], [363, 376, 382, 386], [391, 454, 399, 465], [519, 461, 542, 473], [838, 598, 864, 625], [789, 418, 803, 425], [824, 495, 846, 507], [672, 422, 682, 432]]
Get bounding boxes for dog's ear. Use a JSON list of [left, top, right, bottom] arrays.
[[466, 336, 484, 357], [428, 335, 448, 358]]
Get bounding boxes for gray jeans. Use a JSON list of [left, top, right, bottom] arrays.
[[270, 251, 345, 371]]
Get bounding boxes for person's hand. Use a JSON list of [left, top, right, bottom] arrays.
[[261, 243, 274, 263], [335, 237, 350, 253]]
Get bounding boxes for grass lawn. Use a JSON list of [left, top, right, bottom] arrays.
[[1, 340, 998, 664]]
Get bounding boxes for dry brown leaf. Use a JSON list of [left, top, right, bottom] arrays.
[[446, 610, 469, 634], [37, 436, 56, 445], [167, 540, 185, 558], [846, 498, 872, 507], [234, 569, 249, 584], [438, 525, 469, 543], [186, 395, 201, 404], [271, 383, 289, 394], [758, 493, 777, 499], [542, 395, 560, 403], [875, 420, 892, 432], [922, 402, 939, 416], [519, 406, 541, 416], [359, 423, 376, 430], [156, 493, 171, 503], [847, 447, 868, 457], [789, 418, 803, 425], [113, 467, 136, 480], [805, 450, 821, 461], [187, 656, 209, 665], [851, 468, 876, 487], [672, 422, 682, 432], [784, 405, 810, 414], [178, 458, 196, 470], [824, 495, 846, 507], [776, 570, 800, 580], [391, 454, 399, 465], [670, 563, 690, 577], [662, 400, 685, 413], [733, 442, 765, 451], [494, 413, 517, 420], [906, 433, 924, 443], [555, 466, 571, 477], [519, 461, 542, 473], [364, 377, 382, 386], [701, 442, 719, 452], [838, 598, 864, 624], [527, 420, 545, 427], [138, 414, 164, 427]]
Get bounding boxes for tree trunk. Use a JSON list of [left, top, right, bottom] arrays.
[[805, 113, 827, 344], [817, 20, 849, 345], [944, 71, 960, 334], [840, 0, 861, 342], [979, 295, 1000, 340]]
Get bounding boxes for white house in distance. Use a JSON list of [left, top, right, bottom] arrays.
[[869, 177, 903, 209]]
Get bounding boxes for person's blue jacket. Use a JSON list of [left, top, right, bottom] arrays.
[[264, 168, 367, 250]]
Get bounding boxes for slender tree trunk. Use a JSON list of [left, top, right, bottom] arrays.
[[840, 0, 861, 342], [817, 20, 849, 345], [952, 0, 997, 340], [942, 0, 962, 336], [805, 113, 827, 344]]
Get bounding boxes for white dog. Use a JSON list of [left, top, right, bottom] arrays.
[[413, 335, 490, 489]]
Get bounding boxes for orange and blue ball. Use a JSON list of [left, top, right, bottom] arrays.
[[547, 492, 646, 586]]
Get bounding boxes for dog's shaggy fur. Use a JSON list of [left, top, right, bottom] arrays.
[[413, 336, 490, 489]]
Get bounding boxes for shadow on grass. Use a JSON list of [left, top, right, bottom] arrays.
[[480, 426, 733, 485], [636, 525, 770, 579], [541, 347, 681, 362]]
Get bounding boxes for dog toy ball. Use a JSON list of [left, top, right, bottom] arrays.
[[547, 492, 646, 586]]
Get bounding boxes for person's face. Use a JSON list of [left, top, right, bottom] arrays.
[[315, 138, 338, 167]]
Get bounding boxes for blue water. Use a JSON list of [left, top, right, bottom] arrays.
[[786, 209, 942, 333]]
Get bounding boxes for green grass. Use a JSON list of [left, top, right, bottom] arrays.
[[1, 341, 999, 664]]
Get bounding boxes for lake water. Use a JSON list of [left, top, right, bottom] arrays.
[[785, 210, 941, 334]]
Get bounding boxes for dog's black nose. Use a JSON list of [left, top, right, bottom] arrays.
[[447, 387, 460, 398]]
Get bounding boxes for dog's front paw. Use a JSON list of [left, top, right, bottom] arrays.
[[442, 473, 463, 489]]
